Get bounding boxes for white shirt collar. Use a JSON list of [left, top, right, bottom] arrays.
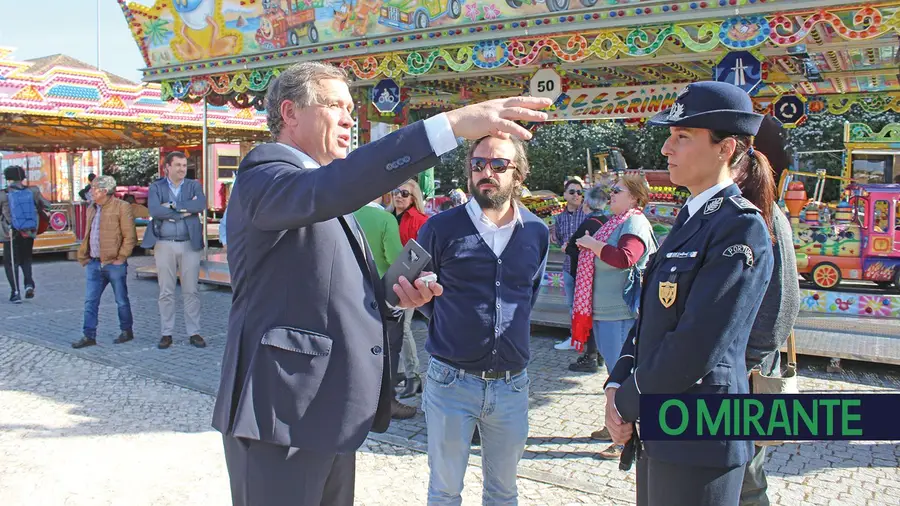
[[685, 179, 734, 219], [465, 198, 523, 229], [365, 201, 384, 210], [278, 143, 321, 169]]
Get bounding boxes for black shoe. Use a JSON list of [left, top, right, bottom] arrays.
[[9, 292, 22, 304], [189, 334, 206, 348], [113, 330, 134, 344], [568, 353, 600, 373], [391, 398, 416, 420], [399, 373, 422, 399], [158, 335, 173, 349], [24, 286, 34, 299], [72, 337, 97, 349]]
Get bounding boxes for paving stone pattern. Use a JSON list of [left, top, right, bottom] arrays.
[[0, 256, 898, 505]]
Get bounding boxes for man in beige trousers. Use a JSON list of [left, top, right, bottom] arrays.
[[142, 152, 208, 349]]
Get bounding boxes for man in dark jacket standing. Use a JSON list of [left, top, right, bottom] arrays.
[[211, 61, 550, 506], [142, 151, 208, 349]]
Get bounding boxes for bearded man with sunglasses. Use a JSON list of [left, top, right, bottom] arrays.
[[416, 136, 550, 505]]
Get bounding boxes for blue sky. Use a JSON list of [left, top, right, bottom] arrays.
[[0, 0, 146, 82]]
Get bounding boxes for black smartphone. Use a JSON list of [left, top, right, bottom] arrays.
[[382, 238, 432, 307]]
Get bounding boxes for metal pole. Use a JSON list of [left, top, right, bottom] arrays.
[[96, 0, 103, 177], [202, 97, 209, 261]]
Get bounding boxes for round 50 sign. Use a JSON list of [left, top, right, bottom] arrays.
[[530, 69, 562, 101]]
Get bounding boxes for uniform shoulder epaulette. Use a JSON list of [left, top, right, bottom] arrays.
[[727, 195, 761, 213]]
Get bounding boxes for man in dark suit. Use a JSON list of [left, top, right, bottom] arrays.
[[211, 61, 550, 506]]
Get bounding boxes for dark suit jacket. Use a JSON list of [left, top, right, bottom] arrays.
[[212, 121, 441, 453]]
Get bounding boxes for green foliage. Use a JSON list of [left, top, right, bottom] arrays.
[[103, 149, 159, 187]]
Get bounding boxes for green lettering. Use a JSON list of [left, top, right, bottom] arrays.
[[820, 399, 840, 435], [733, 396, 739, 436], [842, 399, 863, 436], [660, 399, 689, 435], [768, 399, 791, 437], [793, 399, 818, 435], [744, 399, 766, 436], [698, 399, 728, 435]]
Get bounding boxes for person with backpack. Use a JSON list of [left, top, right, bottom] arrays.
[[1, 165, 50, 303]]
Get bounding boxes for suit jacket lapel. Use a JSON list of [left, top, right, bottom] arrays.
[[340, 214, 380, 292]]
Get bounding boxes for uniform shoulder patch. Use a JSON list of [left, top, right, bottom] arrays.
[[723, 244, 754, 267], [728, 195, 761, 213]]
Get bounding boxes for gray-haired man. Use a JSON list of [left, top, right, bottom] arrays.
[[212, 61, 550, 506], [72, 176, 136, 348]]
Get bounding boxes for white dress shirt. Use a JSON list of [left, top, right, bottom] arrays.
[[464, 198, 523, 257], [682, 179, 734, 223]]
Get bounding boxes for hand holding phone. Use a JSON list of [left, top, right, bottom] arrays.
[[383, 239, 432, 307]]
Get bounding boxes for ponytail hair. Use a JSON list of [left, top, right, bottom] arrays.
[[710, 131, 776, 241]]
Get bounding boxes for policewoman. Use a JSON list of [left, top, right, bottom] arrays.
[[603, 81, 776, 506]]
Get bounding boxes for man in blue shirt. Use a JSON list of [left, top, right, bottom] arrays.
[[416, 136, 549, 505], [142, 151, 208, 349]]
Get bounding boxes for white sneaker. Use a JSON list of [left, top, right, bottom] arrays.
[[554, 338, 577, 350]]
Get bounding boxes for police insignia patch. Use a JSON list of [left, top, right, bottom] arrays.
[[728, 195, 759, 212], [677, 85, 690, 98], [703, 197, 724, 215], [659, 281, 677, 308], [668, 102, 685, 121], [723, 244, 754, 266]]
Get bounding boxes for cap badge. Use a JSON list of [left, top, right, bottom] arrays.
[[668, 102, 685, 121]]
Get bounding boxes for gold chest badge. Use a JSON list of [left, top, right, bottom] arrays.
[[658, 281, 677, 308]]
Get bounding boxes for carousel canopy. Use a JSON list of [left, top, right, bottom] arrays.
[[0, 48, 270, 152], [118, 0, 900, 117]]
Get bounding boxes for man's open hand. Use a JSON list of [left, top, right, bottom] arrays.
[[445, 97, 552, 141]]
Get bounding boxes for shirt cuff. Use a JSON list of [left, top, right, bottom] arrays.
[[423, 113, 458, 157], [605, 382, 621, 391]]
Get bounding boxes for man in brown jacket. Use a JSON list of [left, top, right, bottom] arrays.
[[72, 176, 137, 349]]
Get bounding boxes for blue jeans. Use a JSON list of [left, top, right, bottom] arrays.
[[592, 319, 635, 372], [82, 260, 133, 338], [563, 272, 576, 311], [424, 358, 529, 505]]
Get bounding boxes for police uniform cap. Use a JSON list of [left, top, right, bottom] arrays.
[[649, 81, 764, 137]]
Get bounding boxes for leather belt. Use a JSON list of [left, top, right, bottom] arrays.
[[434, 357, 523, 380], [462, 369, 523, 380]]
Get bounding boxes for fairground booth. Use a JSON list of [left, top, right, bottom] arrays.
[[0, 48, 269, 253], [118, 0, 900, 365]]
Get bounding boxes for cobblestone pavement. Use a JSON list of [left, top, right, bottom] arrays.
[[0, 337, 606, 505], [1, 255, 899, 505]]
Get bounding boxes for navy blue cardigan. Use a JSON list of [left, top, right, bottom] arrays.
[[417, 205, 549, 372]]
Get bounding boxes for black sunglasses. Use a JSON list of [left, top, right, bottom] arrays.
[[469, 157, 516, 173], [567, 189, 583, 196], [610, 186, 624, 195], [392, 189, 412, 198]]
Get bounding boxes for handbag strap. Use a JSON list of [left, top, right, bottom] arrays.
[[786, 329, 797, 367]]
